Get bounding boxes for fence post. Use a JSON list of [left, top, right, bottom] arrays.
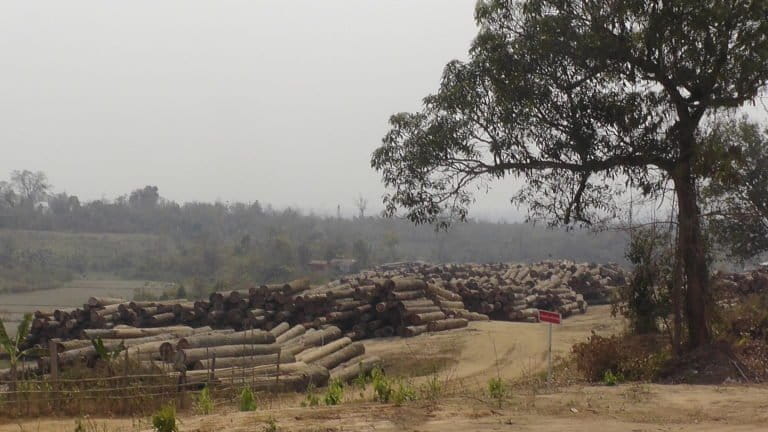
[[275, 349, 281, 389], [48, 340, 59, 410]]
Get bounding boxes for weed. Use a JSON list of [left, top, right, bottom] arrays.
[[371, 367, 393, 403], [392, 380, 417, 406], [239, 387, 257, 412], [419, 373, 442, 401], [74, 416, 109, 432], [264, 416, 278, 432], [602, 370, 624, 386], [195, 385, 214, 415], [302, 382, 320, 407], [324, 379, 344, 406], [151, 404, 178, 432], [488, 377, 507, 405]]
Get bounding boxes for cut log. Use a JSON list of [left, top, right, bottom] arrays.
[[191, 352, 295, 370], [295, 337, 352, 364], [426, 318, 468, 332], [314, 342, 365, 370], [176, 330, 275, 350], [275, 324, 306, 344], [329, 355, 382, 382], [174, 343, 282, 367], [409, 311, 446, 325]]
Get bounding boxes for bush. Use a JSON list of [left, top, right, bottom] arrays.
[[195, 385, 214, 415], [392, 381, 417, 406], [371, 367, 393, 403], [488, 377, 507, 401], [602, 370, 623, 386], [151, 405, 178, 432], [324, 379, 344, 406], [239, 387, 257, 411], [302, 382, 320, 407], [419, 373, 442, 401], [571, 333, 669, 382]]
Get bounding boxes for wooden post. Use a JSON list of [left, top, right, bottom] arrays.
[[48, 340, 59, 410], [547, 322, 552, 385], [209, 352, 216, 384], [275, 349, 281, 389]]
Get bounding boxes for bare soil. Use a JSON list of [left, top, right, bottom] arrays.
[[5, 306, 768, 432]]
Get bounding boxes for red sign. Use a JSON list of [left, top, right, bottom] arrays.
[[538, 310, 561, 324]]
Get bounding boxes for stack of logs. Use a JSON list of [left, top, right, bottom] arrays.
[[19, 260, 629, 389], [712, 267, 768, 305]]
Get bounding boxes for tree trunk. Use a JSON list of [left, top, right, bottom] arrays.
[[673, 163, 711, 349], [671, 228, 683, 356]]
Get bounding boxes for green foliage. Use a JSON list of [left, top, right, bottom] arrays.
[[371, 0, 768, 350], [371, 366, 393, 403], [323, 379, 344, 406], [392, 380, 417, 406], [151, 405, 178, 432], [195, 385, 214, 415], [90, 337, 125, 362], [488, 377, 507, 402], [602, 370, 624, 386], [301, 382, 320, 407], [419, 373, 442, 401], [239, 387, 257, 412], [614, 227, 674, 335], [0, 313, 37, 373], [702, 119, 768, 261]]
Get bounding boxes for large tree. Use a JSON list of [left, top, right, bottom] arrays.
[[372, 0, 768, 349]]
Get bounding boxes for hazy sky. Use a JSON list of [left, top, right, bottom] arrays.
[[2, 2, 766, 220], [2, 1, 532, 218]]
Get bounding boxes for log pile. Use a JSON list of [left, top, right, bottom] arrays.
[[21, 260, 628, 391], [713, 267, 768, 304]]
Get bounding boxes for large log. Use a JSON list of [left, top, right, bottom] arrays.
[[296, 337, 352, 363], [82, 326, 197, 339], [174, 343, 282, 367], [409, 311, 446, 325], [314, 342, 365, 370], [58, 333, 177, 365], [87, 297, 127, 307], [176, 330, 275, 350], [191, 352, 295, 370], [275, 324, 306, 344], [329, 355, 382, 382], [426, 318, 468, 332]]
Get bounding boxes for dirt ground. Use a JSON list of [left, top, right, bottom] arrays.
[[5, 306, 768, 432]]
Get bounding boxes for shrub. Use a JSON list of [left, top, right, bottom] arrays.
[[602, 370, 623, 386], [303, 382, 320, 407], [239, 387, 257, 411], [195, 385, 214, 415], [488, 377, 507, 401], [371, 367, 393, 403], [419, 373, 442, 401], [151, 405, 178, 432], [392, 381, 417, 406], [324, 379, 344, 406], [264, 416, 278, 432], [571, 333, 669, 382]]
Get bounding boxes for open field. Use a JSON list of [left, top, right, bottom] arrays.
[[4, 305, 766, 431], [0, 276, 172, 336]]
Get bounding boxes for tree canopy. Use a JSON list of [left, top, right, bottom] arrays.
[[372, 0, 768, 349]]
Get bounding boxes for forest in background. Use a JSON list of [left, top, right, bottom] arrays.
[[0, 170, 630, 296]]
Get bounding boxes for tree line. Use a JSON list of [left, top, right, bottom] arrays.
[[0, 170, 630, 295]]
